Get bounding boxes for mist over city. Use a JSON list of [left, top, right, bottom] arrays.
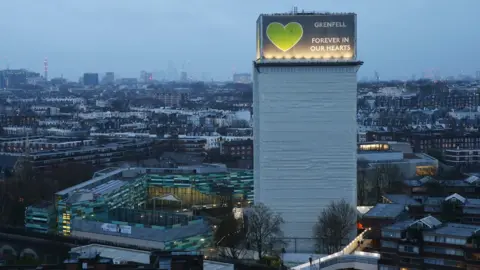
[[0, 1, 479, 270], [1, 0, 480, 80]]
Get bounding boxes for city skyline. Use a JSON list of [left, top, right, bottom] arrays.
[[0, 0, 479, 81]]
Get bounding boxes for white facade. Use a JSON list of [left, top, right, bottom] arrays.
[[253, 63, 360, 252]]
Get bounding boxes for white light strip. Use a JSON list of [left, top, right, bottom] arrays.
[[291, 228, 380, 270]]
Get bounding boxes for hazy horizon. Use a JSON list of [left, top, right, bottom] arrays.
[[0, 0, 478, 81]]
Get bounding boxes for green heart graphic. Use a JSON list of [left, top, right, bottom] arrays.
[[266, 22, 303, 52]]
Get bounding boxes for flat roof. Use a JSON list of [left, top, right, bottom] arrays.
[[90, 180, 127, 196], [56, 165, 240, 197], [70, 245, 233, 269], [56, 167, 127, 196], [70, 244, 151, 264], [204, 261, 234, 270]]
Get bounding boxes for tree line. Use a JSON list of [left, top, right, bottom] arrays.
[[357, 160, 405, 205], [0, 161, 96, 226], [214, 200, 358, 267]]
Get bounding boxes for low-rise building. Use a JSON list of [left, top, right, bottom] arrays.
[[49, 166, 253, 237], [25, 201, 56, 234], [403, 175, 480, 199], [0, 138, 157, 170], [383, 193, 480, 225], [70, 210, 211, 251], [444, 148, 480, 168], [378, 216, 480, 270], [358, 141, 438, 178], [220, 139, 253, 160], [366, 130, 480, 153]]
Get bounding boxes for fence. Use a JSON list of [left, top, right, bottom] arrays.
[[279, 237, 349, 254]]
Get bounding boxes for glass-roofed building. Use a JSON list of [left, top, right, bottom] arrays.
[[46, 165, 253, 236]]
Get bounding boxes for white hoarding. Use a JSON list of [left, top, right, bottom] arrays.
[[101, 223, 131, 235]]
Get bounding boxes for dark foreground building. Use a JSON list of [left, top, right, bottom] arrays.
[[377, 216, 480, 270]]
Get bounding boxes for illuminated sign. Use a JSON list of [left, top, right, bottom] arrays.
[[257, 14, 356, 60]]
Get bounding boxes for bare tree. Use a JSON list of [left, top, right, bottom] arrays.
[[0, 160, 95, 226], [245, 203, 285, 260], [372, 163, 404, 202], [215, 213, 247, 259], [314, 199, 357, 254]]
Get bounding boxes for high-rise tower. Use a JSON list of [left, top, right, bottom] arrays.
[[44, 57, 48, 81], [253, 11, 362, 252]]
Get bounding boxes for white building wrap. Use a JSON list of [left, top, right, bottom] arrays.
[[253, 64, 360, 252]]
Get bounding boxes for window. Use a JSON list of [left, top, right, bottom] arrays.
[[382, 230, 401, 238], [381, 241, 397, 248], [424, 246, 464, 256], [435, 236, 445, 242], [423, 235, 435, 242], [399, 244, 419, 254], [445, 249, 464, 256], [445, 237, 466, 245], [444, 259, 463, 268], [424, 257, 444, 265]]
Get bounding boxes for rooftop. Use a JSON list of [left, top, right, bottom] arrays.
[[428, 223, 480, 238], [383, 219, 416, 231], [31, 141, 147, 156], [28, 200, 54, 209], [424, 193, 480, 214], [260, 11, 356, 16], [413, 216, 442, 228], [56, 167, 128, 196], [69, 244, 233, 269], [56, 165, 238, 199], [383, 194, 421, 206], [403, 176, 478, 187], [90, 180, 127, 196], [363, 203, 406, 219], [70, 244, 151, 264]]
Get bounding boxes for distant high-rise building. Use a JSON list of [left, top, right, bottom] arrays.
[[0, 69, 28, 88], [102, 72, 115, 84], [476, 71, 480, 80], [140, 71, 153, 83], [83, 73, 99, 86], [166, 61, 178, 81], [254, 12, 361, 252], [180, 71, 188, 82], [233, 73, 252, 84]]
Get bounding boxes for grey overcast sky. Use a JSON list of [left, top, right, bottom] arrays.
[[0, 0, 478, 81]]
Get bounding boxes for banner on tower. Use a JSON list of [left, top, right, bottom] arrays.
[[257, 13, 356, 61]]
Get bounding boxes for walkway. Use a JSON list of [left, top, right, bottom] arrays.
[[291, 228, 380, 270]]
